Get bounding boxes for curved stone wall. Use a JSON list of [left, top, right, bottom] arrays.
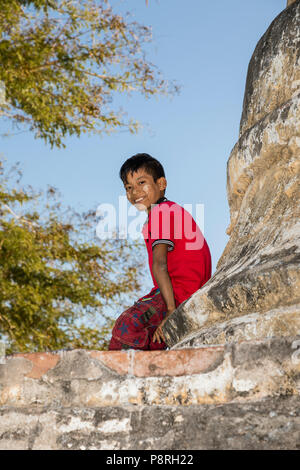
[[239, 1, 300, 136], [164, 0, 300, 348]]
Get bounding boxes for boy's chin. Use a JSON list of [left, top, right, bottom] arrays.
[[134, 202, 148, 212]]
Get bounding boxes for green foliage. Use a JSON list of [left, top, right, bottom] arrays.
[[0, 0, 178, 147], [0, 160, 145, 354], [0, 1, 165, 353]]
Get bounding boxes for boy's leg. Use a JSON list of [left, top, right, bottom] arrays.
[[109, 329, 167, 351], [108, 336, 131, 351], [108, 290, 167, 351], [108, 302, 152, 351]]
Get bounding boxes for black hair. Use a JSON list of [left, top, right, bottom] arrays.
[[119, 153, 165, 184]]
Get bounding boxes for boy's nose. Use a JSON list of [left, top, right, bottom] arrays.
[[132, 187, 141, 196]]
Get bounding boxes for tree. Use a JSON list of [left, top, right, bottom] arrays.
[[0, 0, 177, 148], [0, 0, 170, 353], [0, 161, 145, 354]]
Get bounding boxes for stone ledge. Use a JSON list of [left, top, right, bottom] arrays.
[[0, 396, 299, 449], [9, 352, 60, 379], [0, 337, 299, 408], [8, 346, 225, 379], [173, 305, 300, 348]]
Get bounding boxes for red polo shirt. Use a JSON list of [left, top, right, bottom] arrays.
[[142, 199, 212, 306]]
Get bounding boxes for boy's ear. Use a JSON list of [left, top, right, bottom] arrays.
[[158, 177, 167, 191]]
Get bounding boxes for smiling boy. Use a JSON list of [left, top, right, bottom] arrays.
[[108, 153, 211, 350]]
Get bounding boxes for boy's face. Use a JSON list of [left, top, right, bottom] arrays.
[[124, 168, 167, 213]]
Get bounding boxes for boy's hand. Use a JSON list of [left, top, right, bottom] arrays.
[[152, 310, 175, 344]]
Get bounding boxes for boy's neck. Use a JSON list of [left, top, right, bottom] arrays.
[[155, 196, 168, 205], [146, 196, 168, 215]]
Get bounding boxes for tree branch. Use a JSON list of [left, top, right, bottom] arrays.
[[2, 203, 39, 228]]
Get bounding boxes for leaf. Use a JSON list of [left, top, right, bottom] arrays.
[[0, 0, 178, 148], [0, 160, 147, 353]]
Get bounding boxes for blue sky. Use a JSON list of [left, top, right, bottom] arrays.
[[1, 0, 285, 289]]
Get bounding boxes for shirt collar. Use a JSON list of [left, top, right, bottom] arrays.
[[153, 196, 168, 206], [144, 196, 168, 225]]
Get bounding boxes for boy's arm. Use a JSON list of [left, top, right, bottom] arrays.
[[152, 243, 176, 343]]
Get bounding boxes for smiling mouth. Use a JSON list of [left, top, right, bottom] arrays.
[[134, 197, 145, 203]]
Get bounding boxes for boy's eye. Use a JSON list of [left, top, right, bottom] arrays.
[[139, 181, 145, 184]]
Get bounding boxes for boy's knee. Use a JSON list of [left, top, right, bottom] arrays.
[[108, 336, 123, 350]]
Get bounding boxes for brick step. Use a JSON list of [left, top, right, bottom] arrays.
[[0, 336, 299, 408]]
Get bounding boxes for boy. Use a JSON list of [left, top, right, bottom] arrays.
[[108, 153, 211, 350]]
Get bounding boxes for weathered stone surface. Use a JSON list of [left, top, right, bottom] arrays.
[[163, 1, 300, 348], [0, 338, 299, 410], [0, 396, 299, 450], [1, 3, 299, 452], [1, 340, 300, 449], [240, 1, 300, 136], [174, 305, 300, 347]]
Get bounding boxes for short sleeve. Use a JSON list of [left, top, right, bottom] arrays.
[[148, 203, 181, 252]]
